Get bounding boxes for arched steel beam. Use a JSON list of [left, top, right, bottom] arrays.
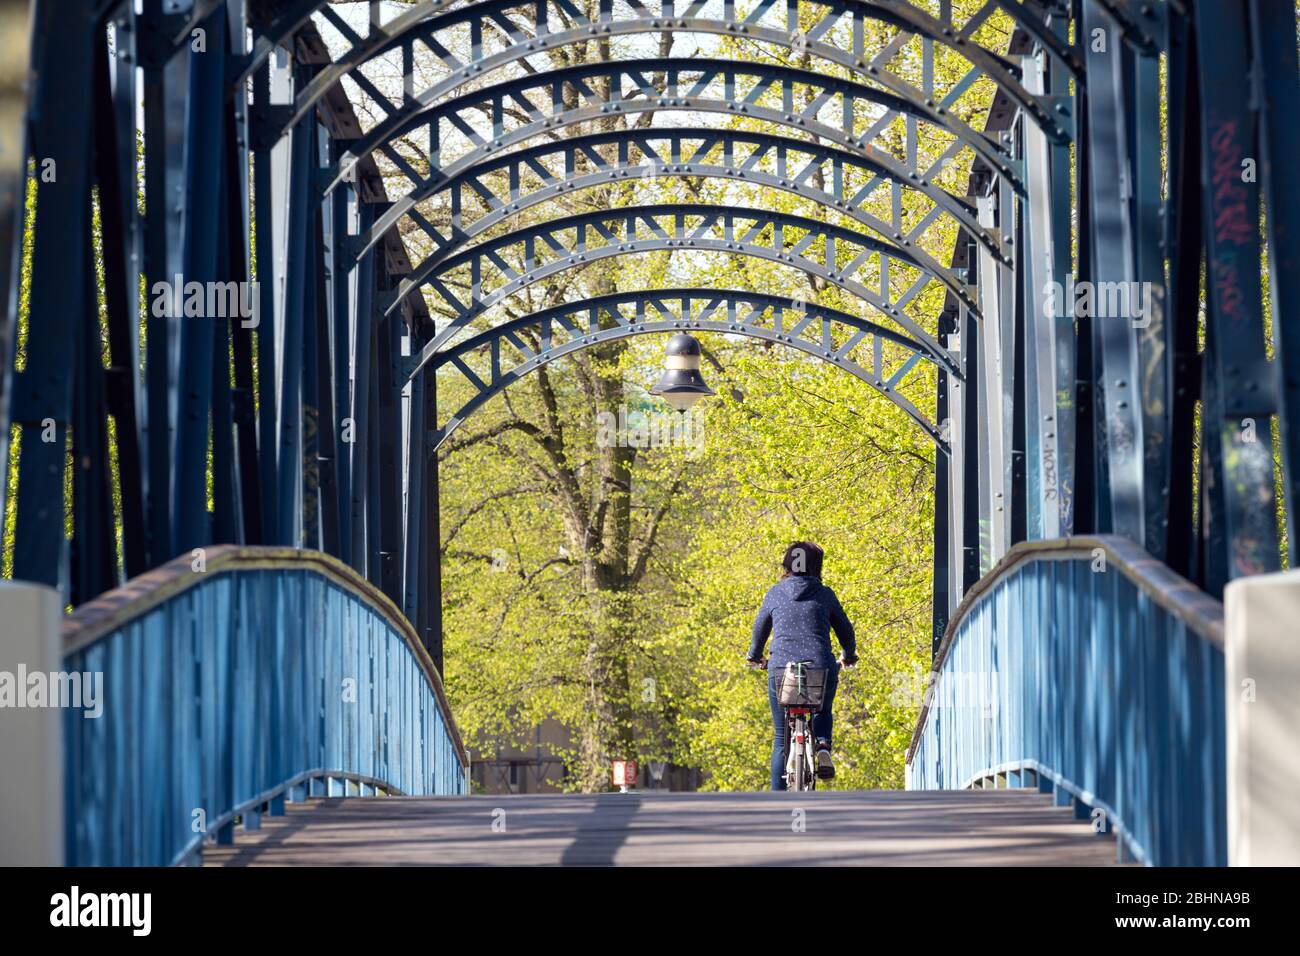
[[343, 58, 1024, 264], [265, 0, 1067, 145], [367, 126, 1005, 289], [407, 202, 968, 377], [426, 288, 949, 452], [333, 56, 1021, 218]]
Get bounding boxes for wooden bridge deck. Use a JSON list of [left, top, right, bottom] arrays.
[[204, 790, 1125, 866]]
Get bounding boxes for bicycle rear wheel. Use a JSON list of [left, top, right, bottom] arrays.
[[788, 714, 810, 791]]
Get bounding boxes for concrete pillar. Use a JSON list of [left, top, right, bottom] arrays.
[[0, 580, 64, 865], [1225, 568, 1300, 865]]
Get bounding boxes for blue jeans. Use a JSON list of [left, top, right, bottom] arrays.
[[767, 666, 837, 791]]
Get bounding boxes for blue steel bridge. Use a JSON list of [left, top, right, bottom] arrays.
[[0, 0, 1297, 867]]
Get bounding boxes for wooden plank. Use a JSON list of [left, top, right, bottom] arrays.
[[203, 791, 1126, 867]]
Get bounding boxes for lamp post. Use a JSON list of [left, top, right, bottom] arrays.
[[649, 332, 714, 411]]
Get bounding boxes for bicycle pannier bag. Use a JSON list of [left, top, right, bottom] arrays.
[[777, 662, 828, 709]]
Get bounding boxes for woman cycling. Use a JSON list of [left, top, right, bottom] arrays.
[[746, 541, 857, 790]]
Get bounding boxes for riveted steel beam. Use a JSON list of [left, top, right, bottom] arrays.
[[426, 288, 949, 450], [405, 203, 973, 377], [330, 57, 1020, 219], [370, 126, 1002, 301], [260, 0, 1062, 146]]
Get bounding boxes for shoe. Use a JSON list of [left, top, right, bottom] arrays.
[[816, 745, 834, 780]]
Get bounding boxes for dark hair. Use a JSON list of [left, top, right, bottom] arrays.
[[781, 541, 824, 579]]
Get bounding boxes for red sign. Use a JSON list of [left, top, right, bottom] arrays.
[[612, 760, 638, 788]]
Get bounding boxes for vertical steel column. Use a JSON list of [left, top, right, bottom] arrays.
[[376, 293, 405, 606], [278, 106, 312, 548], [173, 10, 227, 557], [946, 320, 965, 605], [418, 366, 444, 672], [251, 52, 280, 547], [933, 346, 952, 656], [1022, 50, 1075, 539], [71, 226, 116, 602], [1163, 10, 1203, 578], [1248, 0, 1300, 566], [976, 196, 1008, 562], [402, 360, 424, 626], [94, 16, 149, 578], [311, 168, 341, 558], [1129, 8, 1172, 560], [139, 0, 184, 567], [349, 204, 376, 579], [961, 303, 981, 592], [1194, 0, 1281, 579], [1080, 0, 1146, 545], [301, 195, 322, 552], [10, 0, 98, 591], [329, 146, 355, 564], [0, 0, 33, 537], [225, 3, 260, 546], [210, 121, 239, 546], [1071, 35, 1098, 537]]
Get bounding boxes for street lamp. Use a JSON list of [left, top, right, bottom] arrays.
[[649, 332, 714, 412]]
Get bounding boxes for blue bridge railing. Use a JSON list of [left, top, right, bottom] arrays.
[[61, 547, 468, 866], [906, 536, 1226, 866]]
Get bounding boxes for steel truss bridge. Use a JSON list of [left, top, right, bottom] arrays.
[[0, 0, 1297, 867]]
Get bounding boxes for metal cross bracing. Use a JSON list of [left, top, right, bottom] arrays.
[[403, 202, 973, 364], [0, 0, 1298, 685], [425, 287, 951, 448], [329, 54, 1022, 263], [363, 126, 1006, 294], [247, 0, 1073, 146]]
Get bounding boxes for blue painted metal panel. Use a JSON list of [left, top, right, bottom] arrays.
[[63, 566, 466, 866], [907, 547, 1226, 867]]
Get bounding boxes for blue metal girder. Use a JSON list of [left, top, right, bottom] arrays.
[[0, 0, 32, 538], [252, 53, 283, 546], [1248, 0, 1300, 566], [266, 0, 1061, 145], [423, 287, 950, 451], [330, 56, 1020, 220], [1079, 0, 1148, 547], [92, 16, 149, 580], [405, 202, 973, 374], [375, 296, 404, 607], [417, 363, 443, 669], [348, 205, 379, 581], [1162, 7, 1202, 579], [1193, 0, 1281, 579], [9, 0, 99, 591], [369, 126, 1003, 297], [173, 9, 228, 558]]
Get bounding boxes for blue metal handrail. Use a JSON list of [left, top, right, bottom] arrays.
[[906, 536, 1226, 866], [61, 546, 469, 866]]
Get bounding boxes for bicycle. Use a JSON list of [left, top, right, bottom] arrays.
[[747, 657, 852, 792]]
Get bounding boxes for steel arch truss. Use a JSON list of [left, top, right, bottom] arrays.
[[408, 202, 971, 373], [428, 288, 950, 450], [377, 126, 1006, 298], [281, 0, 1068, 148], [337, 56, 1021, 251]]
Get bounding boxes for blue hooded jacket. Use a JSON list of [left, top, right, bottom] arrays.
[[747, 574, 856, 669]]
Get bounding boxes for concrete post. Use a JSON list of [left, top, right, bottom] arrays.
[[1225, 568, 1300, 866], [0, 580, 64, 865]]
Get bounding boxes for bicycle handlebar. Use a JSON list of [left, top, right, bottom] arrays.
[[745, 657, 855, 671]]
